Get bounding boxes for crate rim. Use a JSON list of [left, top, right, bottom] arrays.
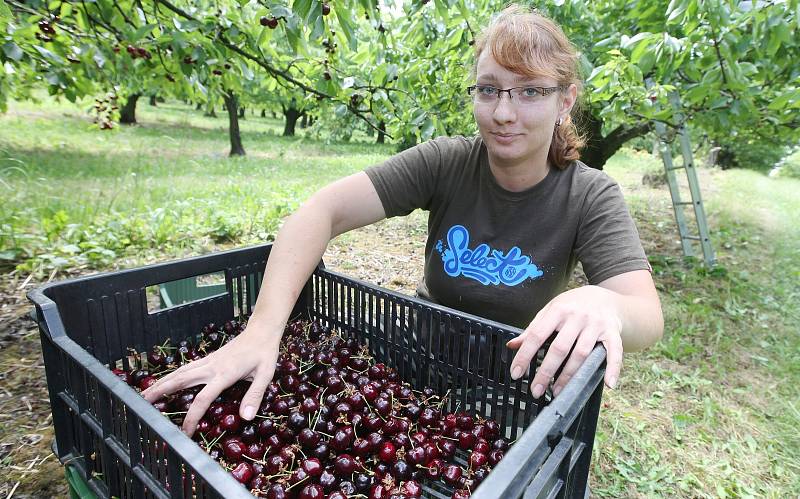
[[28, 242, 530, 342]]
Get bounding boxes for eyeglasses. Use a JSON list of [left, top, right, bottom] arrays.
[[467, 85, 565, 105]]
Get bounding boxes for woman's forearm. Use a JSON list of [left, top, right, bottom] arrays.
[[611, 291, 664, 352]]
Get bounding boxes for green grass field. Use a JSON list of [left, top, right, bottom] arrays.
[[1, 97, 798, 498]]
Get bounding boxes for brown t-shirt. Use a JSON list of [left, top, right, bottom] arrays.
[[364, 135, 650, 329]]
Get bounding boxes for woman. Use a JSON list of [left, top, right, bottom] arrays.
[[144, 5, 663, 437]]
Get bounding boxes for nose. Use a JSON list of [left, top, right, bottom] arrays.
[[492, 93, 516, 124]]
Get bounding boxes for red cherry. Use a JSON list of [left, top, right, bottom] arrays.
[[334, 454, 357, 475], [469, 451, 488, 468], [369, 484, 388, 499], [298, 484, 324, 499], [378, 442, 396, 463], [489, 449, 505, 466], [230, 461, 253, 483], [458, 431, 476, 450], [443, 464, 463, 485], [402, 480, 422, 498], [301, 458, 323, 477], [223, 439, 245, 462], [219, 413, 241, 433]]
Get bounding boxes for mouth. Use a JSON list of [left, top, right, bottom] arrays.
[[491, 132, 521, 143]]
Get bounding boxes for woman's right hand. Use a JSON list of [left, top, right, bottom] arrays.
[[141, 325, 282, 437]]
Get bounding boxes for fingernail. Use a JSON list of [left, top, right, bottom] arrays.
[[532, 384, 545, 398], [553, 385, 562, 397], [242, 405, 256, 420], [511, 366, 522, 380], [608, 376, 617, 389]]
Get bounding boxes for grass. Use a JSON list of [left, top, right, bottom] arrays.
[[0, 96, 393, 274], [1, 97, 798, 498]]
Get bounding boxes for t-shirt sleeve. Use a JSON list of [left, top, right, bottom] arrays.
[[574, 173, 651, 284], [364, 138, 448, 218]]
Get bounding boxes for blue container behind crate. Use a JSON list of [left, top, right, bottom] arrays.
[[28, 243, 605, 499]]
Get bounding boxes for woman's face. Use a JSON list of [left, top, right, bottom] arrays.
[[473, 50, 576, 170]]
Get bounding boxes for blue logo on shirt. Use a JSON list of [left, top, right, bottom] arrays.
[[436, 225, 543, 286]]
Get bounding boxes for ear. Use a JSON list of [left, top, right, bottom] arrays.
[[559, 83, 578, 119]]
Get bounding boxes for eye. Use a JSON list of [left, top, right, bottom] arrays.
[[476, 85, 498, 96], [521, 87, 542, 98]]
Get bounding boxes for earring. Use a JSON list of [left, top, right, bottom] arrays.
[[556, 117, 563, 127]]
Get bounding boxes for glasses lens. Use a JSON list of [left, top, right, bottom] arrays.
[[472, 86, 497, 103]]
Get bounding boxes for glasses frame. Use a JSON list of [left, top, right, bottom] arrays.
[[466, 84, 566, 103]]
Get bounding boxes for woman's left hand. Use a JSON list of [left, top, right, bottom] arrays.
[[506, 285, 623, 398]]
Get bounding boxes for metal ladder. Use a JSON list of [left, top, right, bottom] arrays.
[[649, 86, 716, 267]]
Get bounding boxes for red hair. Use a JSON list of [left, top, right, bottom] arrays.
[[474, 5, 585, 168]]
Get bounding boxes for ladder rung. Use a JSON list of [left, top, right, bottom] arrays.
[[666, 165, 685, 171], [675, 201, 694, 205], [682, 235, 701, 240]]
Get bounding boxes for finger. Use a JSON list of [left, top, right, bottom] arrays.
[[182, 381, 226, 437], [505, 329, 528, 349], [529, 319, 583, 398], [506, 303, 551, 348], [552, 327, 598, 396], [239, 370, 273, 421], [142, 365, 207, 402], [601, 331, 623, 390], [509, 311, 562, 380]]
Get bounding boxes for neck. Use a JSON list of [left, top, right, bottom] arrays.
[[488, 154, 551, 192]]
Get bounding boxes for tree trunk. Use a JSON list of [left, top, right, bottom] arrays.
[[283, 106, 301, 136], [223, 92, 246, 156], [204, 107, 217, 118], [261, 109, 266, 118], [300, 113, 308, 128], [119, 94, 140, 125], [149, 95, 157, 106], [238, 106, 245, 119], [578, 108, 652, 169], [377, 121, 386, 144], [196, 102, 202, 111]]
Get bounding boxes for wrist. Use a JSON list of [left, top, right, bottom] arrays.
[[242, 315, 285, 345]]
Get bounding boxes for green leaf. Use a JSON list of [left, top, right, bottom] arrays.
[[410, 108, 426, 125], [2, 42, 23, 62], [421, 117, 435, 140], [131, 24, 157, 42], [240, 61, 254, 81], [34, 46, 65, 65], [335, 7, 357, 51]]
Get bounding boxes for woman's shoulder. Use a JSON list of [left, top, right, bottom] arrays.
[[564, 160, 621, 191]]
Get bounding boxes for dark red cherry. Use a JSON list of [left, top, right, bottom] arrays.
[[489, 448, 505, 466], [469, 451, 488, 468], [378, 442, 396, 463], [443, 464, 463, 485], [298, 484, 324, 499], [230, 461, 253, 484], [334, 454, 357, 475], [301, 458, 323, 477]]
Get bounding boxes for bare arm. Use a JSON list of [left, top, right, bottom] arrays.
[[246, 171, 387, 340], [506, 269, 663, 398], [143, 172, 386, 435]]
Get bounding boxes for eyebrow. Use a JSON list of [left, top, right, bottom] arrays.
[[476, 74, 548, 85]]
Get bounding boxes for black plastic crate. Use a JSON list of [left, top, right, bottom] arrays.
[[28, 243, 605, 499]]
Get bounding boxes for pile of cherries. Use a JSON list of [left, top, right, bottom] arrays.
[[114, 319, 511, 498]]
